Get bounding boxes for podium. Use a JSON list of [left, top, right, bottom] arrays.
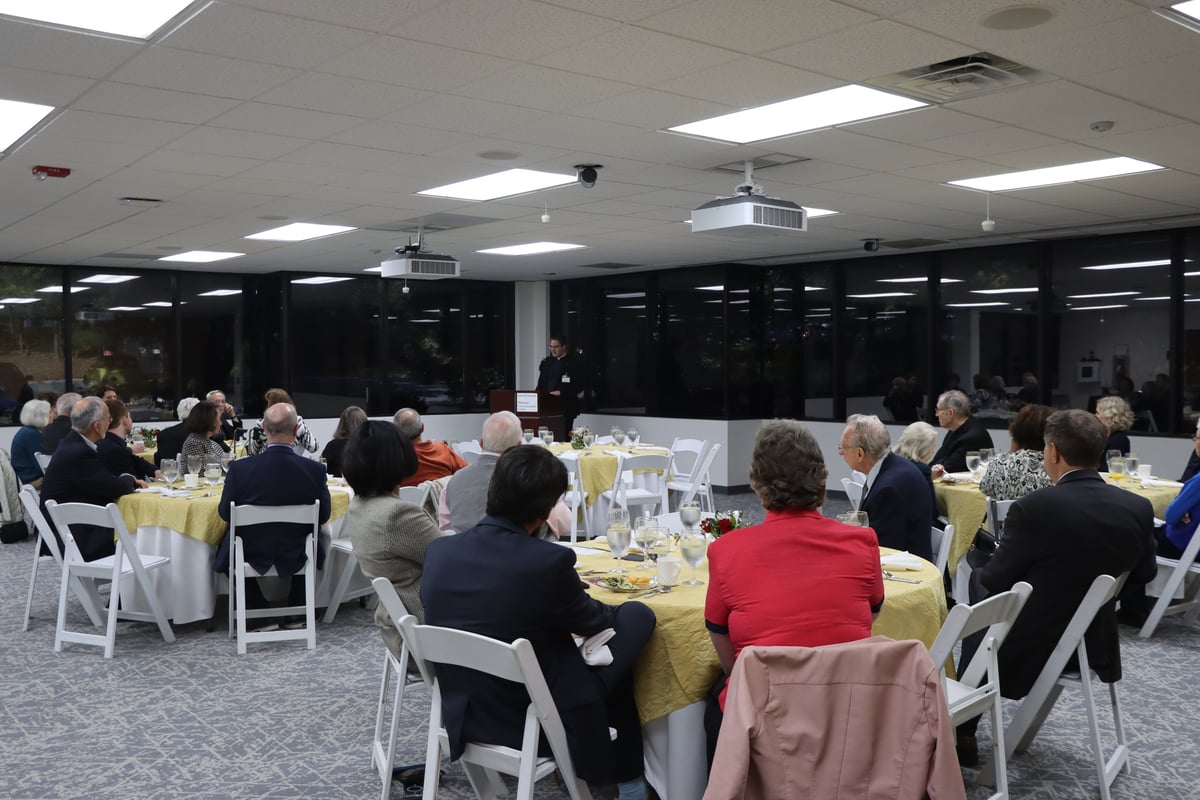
[[490, 390, 566, 442]]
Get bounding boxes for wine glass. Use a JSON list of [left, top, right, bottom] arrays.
[[680, 531, 708, 585], [979, 448, 994, 473], [541, 429, 554, 446], [626, 427, 639, 445], [606, 508, 631, 574], [221, 452, 234, 473], [613, 428, 627, 446], [318, 457, 328, 475], [964, 451, 981, 479], [633, 516, 657, 569], [679, 502, 701, 534], [161, 458, 178, 488], [204, 462, 222, 489], [186, 454, 203, 477], [583, 433, 595, 448], [643, 526, 668, 570], [522, 428, 534, 444]]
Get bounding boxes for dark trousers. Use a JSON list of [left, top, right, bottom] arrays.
[[241, 574, 307, 610], [1117, 527, 1193, 619]]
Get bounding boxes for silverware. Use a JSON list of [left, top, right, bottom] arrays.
[[629, 586, 673, 600], [882, 569, 921, 584]]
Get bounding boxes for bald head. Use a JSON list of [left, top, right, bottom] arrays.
[[263, 402, 298, 444], [393, 408, 423, 441], [482, 411, 522, 453]]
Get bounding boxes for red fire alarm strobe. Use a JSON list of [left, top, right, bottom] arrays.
[[32, 165, 71, 180]]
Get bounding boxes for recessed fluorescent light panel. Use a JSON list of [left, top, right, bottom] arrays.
[[1066, 291, 1140, 299], [418, 169, 576, 201], [363, 266, 382, 273], [0, 0, 197, 39], [1082, 259, 1169, 271], [79, 274, 139, 284], [666, 85, 927, 144], [1155, 2, 1200, 32], [846, 292, 915, 299], [0, 297, 40, 304], [948, 157, 1164, 192], [971, 287, 1038, 295], [1069, 304, 1128, 311], [246, 223, 357, 242], [947, 302, 1010, 308], [158, 251, 243, 263], [37, 285, 89, 293], [142, 301, 173, 307], [197, 289, 241, 297], [878, 277, 963, 284], [0, 97, 55, 152], [477, 242, 586, 256], [290, 276, 355, 285], [804, 208, 839, 218], [107, 306, 143, 312]]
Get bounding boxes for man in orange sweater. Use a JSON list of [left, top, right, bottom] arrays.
[[393, 407, 467, 488]]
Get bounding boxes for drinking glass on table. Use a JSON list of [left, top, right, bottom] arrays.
[[318, 457, 328, 474], [626, 427, 639, 445], [979, 448, 994, 473], [613, 428, 627, 446], [965, 451, 981, 479], [220, 452, 234, 473], [606, 508, 631, 574], [161, 458, 178, 487], [583, 433, 595, 448], [1107, 454, 1126, 480], [204, 462, 222, 488], [1124, 452, 1139, 478], [679, 502, 701, 534], [644, 526, 669, 568], [633, 516, 657, 569], [679, 530, 708, 585], [522, 428, 534, 444], [187, 454, 203, 476], [541, 430, 554, 446], [837, 510, 870, 527]]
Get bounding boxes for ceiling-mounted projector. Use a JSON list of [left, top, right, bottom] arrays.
[[690, 160, 808, 235], [380, 239, 460, 279]]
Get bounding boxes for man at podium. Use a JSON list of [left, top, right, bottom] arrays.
[[536, 335, 579, 433]]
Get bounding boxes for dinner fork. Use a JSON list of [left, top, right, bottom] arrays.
[[882, 569, 921, 584]]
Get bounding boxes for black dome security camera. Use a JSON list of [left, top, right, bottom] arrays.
[[574, 163, 602, 188], [864, 238, 880, 252]]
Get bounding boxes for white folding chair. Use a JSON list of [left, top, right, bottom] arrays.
[[667, 437, 708, 482], [931, 523, 954, 577], [34, 451, 52, 472], [841, 477, 864, 511], [667, 443, 720, 513], [227, 501, 319, 653], [44, 500, 175, 658], [558, 455, 591, 542], [601, 452, 671, 520], [20, 486, 105, 631], [370, 577, 429, 800], [983, 573, 1132, 800], [1138, 523, 1200, 638], [453, 440, 483, 466], [928, 581, 1032, 800], [954, 498, 1015, 603], [400, 617, 594, 800]]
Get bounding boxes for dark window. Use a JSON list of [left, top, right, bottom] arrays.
[[0, 264, 65, 424]]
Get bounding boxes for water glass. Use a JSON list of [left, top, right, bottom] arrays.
[[679, 532, 707, 585], [318, 457, 328, 474], [633, 516, 657, 569], [679, 502, 701, 532], [186, 454, 203, 476], [837, 510, 870, 527], [626, 427, 639, 445], [161, 458, 178, 486], [204, 463, 222, 488], [1107, 455, 1125, 479], [606, 508, 631, 574], [1124, 453, 1139, 477], [964, 451, 981, 478], [583, 433, 596, 448], [979, 448, 994, 469], [522, 429, 534, 443]]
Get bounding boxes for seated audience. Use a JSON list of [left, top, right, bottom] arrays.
[[393, 407, 467, 487], [98, 398, 160, 481], [422, 446, 655, 800], [893, 420, 938, 520], [1161, 475, 1200, 560], [248, 388, 319, 456], [206, 388, 243, 441], [930, 389, 994, 477], [181, 401, 228, 468], [321, 405, 367, 477], [99, 385, 119, 401], [341, 420, 443, 660], [438, 410, 572, 536], [1181, 419, 1200, 483], [840, 414, 933, 560], [154, 396, 200, 467], [1016, 372, 1039, 404], [40, 397, 144, 561], [708, 419, 884, 714], [41, 392, 80, 454], [216, 403, 330, 617], [956, 409, 1156, 764], [11, 398, 51, 487], [882, 376, 920, 423], [979, 404, 1054, 501], [1095, 395, 1133, 457]]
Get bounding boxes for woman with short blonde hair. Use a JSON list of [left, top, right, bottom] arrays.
[[1095, 395, 1134, 456]]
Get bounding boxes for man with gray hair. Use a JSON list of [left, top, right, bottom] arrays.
[[206, 388, 243, 441], [41, 391, 81, 454], [40, 396, 143, 561], [154, 396, 200, 468], [930, 389, 994, 477], [839, 414, 932, 560], [438, 411, 572, 536], [393, 407, 467, 488]]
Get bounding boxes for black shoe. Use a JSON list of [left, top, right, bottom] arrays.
[[1116, 609, 1147, 628], [956, 734, 979, 767], [248, 621, 279, 633], [281, 616, 306, 630]]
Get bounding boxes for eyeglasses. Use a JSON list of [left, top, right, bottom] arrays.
[[837, 442, 859, 454], [935, 407, 950, 414]]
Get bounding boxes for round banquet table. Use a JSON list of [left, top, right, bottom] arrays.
[[114, 482, 353, 624], [548, 442, 672, 532], [568, 540, 947, 800]]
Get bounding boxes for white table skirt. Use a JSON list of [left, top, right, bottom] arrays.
[[120, 518, 365, 625], [643, 700, 708, 800]]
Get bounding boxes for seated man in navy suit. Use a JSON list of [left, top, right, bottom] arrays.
[[40, 396, 145, 561], [217, 402, 330, 623], [840, 414, 933, 561], [421, 446, 656, 800], [97, 398, 161, 482]]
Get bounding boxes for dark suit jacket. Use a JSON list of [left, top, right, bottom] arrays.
[[154, 422, 189, 468], [861, 452, 933, 561], [98, 431, 157, 481], [215, 445, 331, 576], [219, 414, 242, 442], [420, 516, 618, 781], [1104, 431, 1131, 457], [40, 431, 137, 561], [981, 470, 1156, 697], [535, 353, 579, 418], [931, 415, 994, 473], [41, 416, 72, 454]]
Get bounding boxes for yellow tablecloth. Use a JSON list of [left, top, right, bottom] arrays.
[[573, 543, 947, 724], [936, 474, 1182, 574], [548, 443, 671, 506], [117, 484, 352, 546]]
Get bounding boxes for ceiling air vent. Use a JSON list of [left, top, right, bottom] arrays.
[[877, 53, 1044, 103], [882, 238, 951, 249]]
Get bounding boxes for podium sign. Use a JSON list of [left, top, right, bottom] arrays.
[[490, 390, 565, 442]]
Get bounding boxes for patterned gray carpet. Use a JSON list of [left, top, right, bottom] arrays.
[[3, 492, 1198, 799]]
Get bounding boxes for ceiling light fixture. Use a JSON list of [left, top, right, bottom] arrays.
[[476, 242, 586, 256], [946, 302, 1010, 308], [418, 168, 576, 201], [878, 277, 964, 284], [970, 287, 1038, 295], [79, 274, 139, 284], [245, 222, 357, 242], [0, 97, 55, 152], [1066, 291, 1141, 299], [846, 292, 915, 299], [981, 192, 995, 232], [0, 0, 199, 39], [158, 251, 243, 263], [1082, 259, 1169, 271], [0, 297, 40, 304], [666, 85, 927, 144], [37, 285, 89, 293], [948, 156, 1164, 192], [1069, 304, 1129, 311], [1154, 1, 1200, 33], [197, 289, 241, 297], [290, 276, 355, 285], [142, 301, 173, 307], [107, 306, 144, 311]]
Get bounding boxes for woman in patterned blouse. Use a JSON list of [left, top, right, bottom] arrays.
[[978, 404, 1055, 501]]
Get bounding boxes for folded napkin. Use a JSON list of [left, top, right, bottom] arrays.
[[558, 451, 578, 460], [881, 552, 924, 571], [1146, 478, 1183, 488], [135, 486, 163, 494], [574, 628, 615, 666], [160, 489, 196, 498]]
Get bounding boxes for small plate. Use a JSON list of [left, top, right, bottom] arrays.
[[587, 576, 650, 593]]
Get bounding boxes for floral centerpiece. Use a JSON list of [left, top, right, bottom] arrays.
[[133, 426, 157, 449], [700, 510, 743, 539], [570, 426, 590, 450]]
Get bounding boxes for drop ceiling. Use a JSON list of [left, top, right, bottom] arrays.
[[1, 0, 1199, 282]]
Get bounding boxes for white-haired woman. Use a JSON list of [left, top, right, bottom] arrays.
[[894, 420, 938, 520], [12, 398, 51, 487]]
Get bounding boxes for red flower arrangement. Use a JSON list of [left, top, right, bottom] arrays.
[[699, 511, 743, 539]]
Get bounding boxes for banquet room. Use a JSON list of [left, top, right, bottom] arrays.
[[5, 1, 1200, 798]]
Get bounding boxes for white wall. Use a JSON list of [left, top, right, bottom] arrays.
[[514, 280, 549, 390], [1055, 308, 1171, 409]]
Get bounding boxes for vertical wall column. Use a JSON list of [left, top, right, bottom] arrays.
[[514, 280, 550, 390]]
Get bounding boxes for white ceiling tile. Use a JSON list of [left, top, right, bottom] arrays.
[[73, 82, 240, 124], [133, 150, 264, 178], [486, 115, 642, 152], [535, 25, 737, 85], [256, 73, 431, 118], [167, 126, 308, 160], [109, 49, 300, 100], [639, 0, 875, 54], [850, 107, 1000, 145], [652, 58, 837, 108], [534, 0, 693, 23], [1092, 124, 1200, 174], [208, 103, 362, 139], [763, 19, 967, 82], [46, 110, 191, 148], [569, 89, 727, 131], [0, 19, 140, 78], [920, 125, 1065, 159], [229, 0, 442, 32], [0, 65, 94, 107], [278, 142, 412, 171], [454, 65, 636, 113], [329, 120, 477, 154], [321, 37, 516, 92], [398, 0, 618, 60], [389, 95, 548, 135]]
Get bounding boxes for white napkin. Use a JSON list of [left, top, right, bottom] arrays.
[[160, 489, 195, 498], [574, 628, 615, 666], [881, 552, 924, 571], [558, 451, 579, 460], [135, 486, 163, 494], [1145, 479, 1183, 488]]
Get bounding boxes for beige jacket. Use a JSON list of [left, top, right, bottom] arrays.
[[705, 637, 966, 800]]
